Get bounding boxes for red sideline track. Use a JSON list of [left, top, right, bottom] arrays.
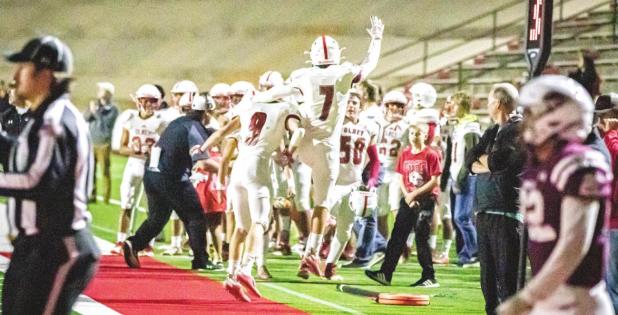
[[84, 256, 306, 314], [1, 252, 305, 315]]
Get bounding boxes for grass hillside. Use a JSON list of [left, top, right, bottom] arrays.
[[1, 0, 513, 109]]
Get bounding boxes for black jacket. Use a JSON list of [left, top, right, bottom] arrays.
[[0, 86, 93, 238], [465, 116, 525, 213]]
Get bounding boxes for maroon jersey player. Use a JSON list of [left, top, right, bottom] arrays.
[[498, 75, 614, 315]]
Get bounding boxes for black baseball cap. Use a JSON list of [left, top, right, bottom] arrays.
[[4, 36, 73, 78], [594, 93, 618, 113]]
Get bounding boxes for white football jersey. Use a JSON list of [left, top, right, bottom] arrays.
[[158, 107, 182, 128], [234, 100, 299, 163], [377, 118, 409, 172], [123, 112, 166, 156], [337, 118, 378, 185], [290, 63, 361, 140]]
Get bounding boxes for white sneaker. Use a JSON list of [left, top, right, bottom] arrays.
[[162, 246, 183, 256]]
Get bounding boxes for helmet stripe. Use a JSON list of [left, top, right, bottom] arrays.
[[321, 34, 329, 60]]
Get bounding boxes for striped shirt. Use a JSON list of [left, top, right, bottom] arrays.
[[0, 91, 93, 238]]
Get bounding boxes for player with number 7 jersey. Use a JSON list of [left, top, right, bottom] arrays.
[[252, 16, 385, 279]]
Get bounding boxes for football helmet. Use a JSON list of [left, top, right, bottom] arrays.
[[171, 80, 199, 95], [309, 35, 341, 66], [382, 90, 408, 105], [209, 83, 231, 97], [410, 82, 437, 108], [135, 84, 161, 100], [259, 70, 284, 90], [519, 75, 594, 146], [230, 81, 255, 96], [178, 92, 197, 108], [349, 187, 378, 217]]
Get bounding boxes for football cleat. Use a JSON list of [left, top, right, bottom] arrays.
[[224, 277, 251, 303], [122, 240, 140, 268], [162, 246, 183, 256], [256, 265, 273, 280], [138, 245, 154, 257], [303, 255, 323, 278], [323, 263, 343, 281], [432, 253, 449, 265], [110, 242, 123, 256], [236, 273, 262, 298]]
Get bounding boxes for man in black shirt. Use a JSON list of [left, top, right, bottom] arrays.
[[465, 83, 526, 315], [123, 95, 218, 270], [0, 86, 32, 138]]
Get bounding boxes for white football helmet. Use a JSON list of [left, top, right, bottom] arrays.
[[177, 92, 195, 108], [383, 90, 408, 105], [519, 75, 594, 146], [230, 81, 256, 96], [135, 84, 161, 100], [349, 188, 378, 217], [309, 35, 341, 66], [259, 70, 284, 90], [410, 82, 437, 108], [171, 80, 199, 95], [209, 83, 231, 97]]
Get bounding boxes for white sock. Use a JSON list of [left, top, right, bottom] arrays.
[[281, 216, 291, 232], [227, 260, 240, 275], [429, 235, 437, 250], [242, 254, 256, 274], [443, 239, 452, 255], [172, 236, 182, 248], [326, 235, 344, 264], [148, 238, 155, 248], [117, 232, 127, 243], [304, 233, 322, 257], [407, 232, 415, 248]]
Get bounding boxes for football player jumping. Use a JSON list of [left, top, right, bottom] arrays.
[[498, 75, 614, 315], [256, 16, 384, 279], [111, 84, 166, 256], [323, 89, 380, 280]]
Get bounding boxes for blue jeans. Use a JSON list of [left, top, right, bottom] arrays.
[[454, 175, 478, 263], [607, 229, 618, 313], [353, 211, 387, 264]]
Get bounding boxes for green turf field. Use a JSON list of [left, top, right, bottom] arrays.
[[83, 154, 485, 314]]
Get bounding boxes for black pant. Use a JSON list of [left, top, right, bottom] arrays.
[[3, 229, 100, 315], [380, 198, 435, 281], [477, 212, 522, 315], [129, 170, 208, 268]]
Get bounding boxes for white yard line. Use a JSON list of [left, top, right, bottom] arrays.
[[262, 282, 364, 315]]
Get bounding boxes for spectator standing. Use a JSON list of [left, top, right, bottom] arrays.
[[595, 93, 618, 312], [447, 92, 482, 267], [84, 81, 118, 203], [568, 49, 601, 99], [365, 123, 441, 288], [466, 83, 526, 314]]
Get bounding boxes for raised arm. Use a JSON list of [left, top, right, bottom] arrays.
[[357, 16, 384, 81]]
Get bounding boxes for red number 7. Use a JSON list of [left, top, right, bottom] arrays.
[[319, 85, 334, 121]]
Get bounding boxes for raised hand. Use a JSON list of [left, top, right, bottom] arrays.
[[366, 16, 384, 40]]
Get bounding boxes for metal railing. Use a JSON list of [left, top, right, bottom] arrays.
[[377, 0, 612, 88]]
